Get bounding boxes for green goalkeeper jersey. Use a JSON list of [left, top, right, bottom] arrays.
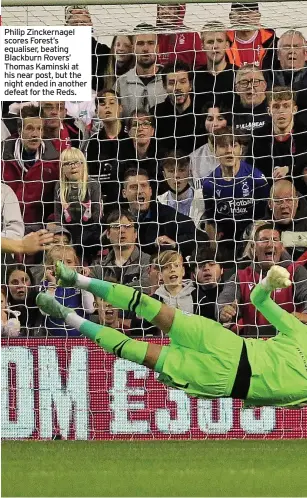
[[243, 284, 307, 408]]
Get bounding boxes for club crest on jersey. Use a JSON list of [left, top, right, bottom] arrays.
[[242, 182, 250, 197], [215, 189, 221, 197], [248, 283, 254, 290], [178, 34, 186, 45]]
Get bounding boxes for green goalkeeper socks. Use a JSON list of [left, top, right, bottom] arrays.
[[36, 292, 148, 365], [55, 261, 162, 323]]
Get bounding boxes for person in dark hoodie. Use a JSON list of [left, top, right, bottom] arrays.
[[5, 264, 41, 336], [156, 3, 206, 69], [190, 247, 224, 321], [152, 61, 205, 154], [65, 5, 110, 93]]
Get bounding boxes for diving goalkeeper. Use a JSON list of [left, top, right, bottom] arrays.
[[37, 262, 307, 408]]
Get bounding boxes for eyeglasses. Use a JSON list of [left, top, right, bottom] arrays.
[[236, 78, 265, 89], [109, 223, 134, 230], [130, 120, 152, 129], [62, 161, 82, 167]]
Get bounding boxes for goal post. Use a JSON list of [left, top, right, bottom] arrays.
[[1, 0, 307, 441]]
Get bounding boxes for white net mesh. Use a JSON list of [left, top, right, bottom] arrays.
[[1, 1, 307, 440]]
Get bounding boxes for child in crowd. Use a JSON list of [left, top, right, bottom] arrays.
[[158, 150, 204, 227], [40, 245, 95, 336], [54, 147, 103, 262]]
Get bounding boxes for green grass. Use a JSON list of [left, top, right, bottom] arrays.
[[2, 440, 307, 497]]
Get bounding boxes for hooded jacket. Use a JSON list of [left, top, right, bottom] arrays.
[[2, 138, 59, 224]]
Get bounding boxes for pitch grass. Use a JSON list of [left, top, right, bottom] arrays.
[[2, 440, 307, 497]]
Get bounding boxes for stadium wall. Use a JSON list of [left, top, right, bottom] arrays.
[[2, 338, 307, 440]]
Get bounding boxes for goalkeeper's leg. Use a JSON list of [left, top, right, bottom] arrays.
[[55, 261, 243, 352], [36, 293, 167, 372]]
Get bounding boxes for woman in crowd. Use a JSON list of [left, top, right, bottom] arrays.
[[5, 265, 41, 335], [54, 147, 102, 262], [189, 102, 231, 187], [40, 245, 95, 337], [104, 35, 135, 89]]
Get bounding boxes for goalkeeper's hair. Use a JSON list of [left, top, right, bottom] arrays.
[[162, 60, 193, 87], [266, 86, 297, 105], [60, 147, 88, 204]]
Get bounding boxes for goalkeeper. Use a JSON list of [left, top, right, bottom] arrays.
[[37, 262, 307, 408]]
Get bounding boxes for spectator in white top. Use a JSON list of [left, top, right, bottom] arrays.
[[189, 102, 230, 187], [115, 24, 166, 118], [158, 150, 205, 227]]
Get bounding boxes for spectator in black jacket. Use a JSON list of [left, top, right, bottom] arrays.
[[233, 64, 271, 134], [194, 23, 237, 109], [152, 61, 204, 154], [246, 87, 307, 184], [84, 89, 130, 214], [65, 6, 110, 92], [122, 167, 207, 259], [190, 247, 224, 320]]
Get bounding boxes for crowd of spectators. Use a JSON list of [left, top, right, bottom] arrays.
[[2, 2, 307, 339]]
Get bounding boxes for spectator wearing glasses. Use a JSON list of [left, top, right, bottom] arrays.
[[40, 101, 82, 152], [115, 25, 165, 118], [91, 209, 151, 293], [246, 87, 307, 184], [84, 89, 130, 215], [119, 110, 165, 195], [54, 147, 102, 262], [233, 64, 271, 134]]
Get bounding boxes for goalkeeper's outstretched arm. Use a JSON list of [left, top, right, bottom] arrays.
[[250, 265, 303, 334]]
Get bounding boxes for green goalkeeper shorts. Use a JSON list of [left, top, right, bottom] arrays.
[[158, 309, 244, 399]]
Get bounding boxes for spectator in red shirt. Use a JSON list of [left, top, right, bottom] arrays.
[[40, 101, 82, 152], [1, 105, 59, 226], [156, 3, 206, 69], [227, 2, 278, 71]]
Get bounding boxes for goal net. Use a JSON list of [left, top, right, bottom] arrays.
[[1, 0, 307, 440]]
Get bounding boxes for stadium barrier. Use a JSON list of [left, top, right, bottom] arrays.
[[2, 338, 307, 440]]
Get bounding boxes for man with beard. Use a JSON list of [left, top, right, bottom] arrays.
[[116, 25, 166, 118], [152, 61, 204, 154]]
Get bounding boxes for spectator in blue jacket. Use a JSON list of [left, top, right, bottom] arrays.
[[202, 126, 269, 259]]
